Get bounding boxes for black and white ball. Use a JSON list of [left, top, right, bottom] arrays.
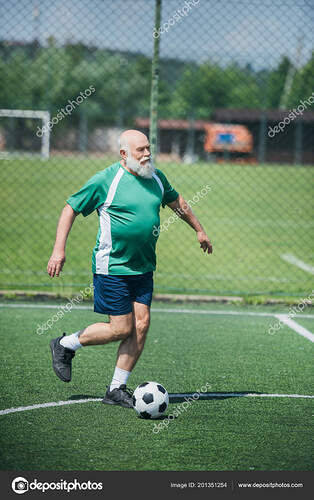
[[132, 381, 169, 419]]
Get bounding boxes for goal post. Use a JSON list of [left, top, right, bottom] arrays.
[[0, 109, 50, 159]]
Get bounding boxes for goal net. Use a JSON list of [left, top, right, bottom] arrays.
[[0, 109, 50, 160]]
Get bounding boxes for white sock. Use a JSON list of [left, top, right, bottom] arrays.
[[60, 331, 82, 351], [109, 366, 131, 391]]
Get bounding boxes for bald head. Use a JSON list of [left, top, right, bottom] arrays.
[[119, 129, 149, 153], [119, 129, 154, 178]]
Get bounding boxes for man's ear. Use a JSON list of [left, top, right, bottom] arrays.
[[120, 148, 127, 160]]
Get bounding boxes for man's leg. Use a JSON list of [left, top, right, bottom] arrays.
[[50, 273, 152, 408], [102, 302, 150, 407], [50, 313, 134, 383], [78, 313, 133, 345], [115, 301, 150, 372]]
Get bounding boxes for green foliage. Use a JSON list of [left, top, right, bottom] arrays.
[[266, 56, 290, 108], [1, 42, 313, 127], [287, 51, 314, 107]]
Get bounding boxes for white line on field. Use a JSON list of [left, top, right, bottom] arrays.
[[1, 393, 313, 416], [170, 393, 314, 399], [0, 303, 92, 310], [152, 308, 314, 319], [1, 303, 314, 319], [281, 254, 314, 275], [0, 398, 102, 415], [275, 314, 314, 343], [0, 398, 101, 415]]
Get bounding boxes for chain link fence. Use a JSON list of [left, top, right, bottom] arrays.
[[0, 0, 313, 298]]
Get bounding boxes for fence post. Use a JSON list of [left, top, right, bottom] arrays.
[[258, 111, 267, 164], [294, 119, 303, 165], [149, 0, 162, 163]]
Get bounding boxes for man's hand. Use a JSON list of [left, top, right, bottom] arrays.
[[197, 230, 213, 254], [47, 250, 66, 277]]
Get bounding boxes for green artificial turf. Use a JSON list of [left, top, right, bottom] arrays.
[[0, 301, 313, 471]]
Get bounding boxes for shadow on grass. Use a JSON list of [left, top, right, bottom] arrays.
[[169, 391, 261, 403], [68, 391, 261, 403]]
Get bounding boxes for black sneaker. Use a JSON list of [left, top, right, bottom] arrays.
[[102, 384, 133, 408], [50, 333, 75, 382]]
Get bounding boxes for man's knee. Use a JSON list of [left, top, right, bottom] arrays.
[[111, 321, 133, 340]]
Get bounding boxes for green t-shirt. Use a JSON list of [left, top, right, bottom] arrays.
[[67, 162, 179, 275]]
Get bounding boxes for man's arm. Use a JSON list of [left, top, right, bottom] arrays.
[[47, 204, 78, 277], [167, 194, 213, 254]]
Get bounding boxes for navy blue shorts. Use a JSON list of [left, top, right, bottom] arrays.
[[93, 272, 154, 316]]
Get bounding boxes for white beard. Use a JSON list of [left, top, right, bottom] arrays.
[[126, 155, 156, 179]]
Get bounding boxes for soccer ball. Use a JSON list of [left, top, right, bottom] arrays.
[[132, 381, 169, 419]]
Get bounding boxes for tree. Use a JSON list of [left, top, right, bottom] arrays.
[[286, 51, 314, 108], [266, 56, 291, 108]]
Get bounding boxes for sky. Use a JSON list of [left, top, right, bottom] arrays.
[[0, 0, 313, 70]]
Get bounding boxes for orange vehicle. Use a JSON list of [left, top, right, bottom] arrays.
[[204, 123, 254, 162]]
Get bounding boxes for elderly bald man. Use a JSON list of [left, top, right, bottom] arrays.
[[47, 130, 212, 408]]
